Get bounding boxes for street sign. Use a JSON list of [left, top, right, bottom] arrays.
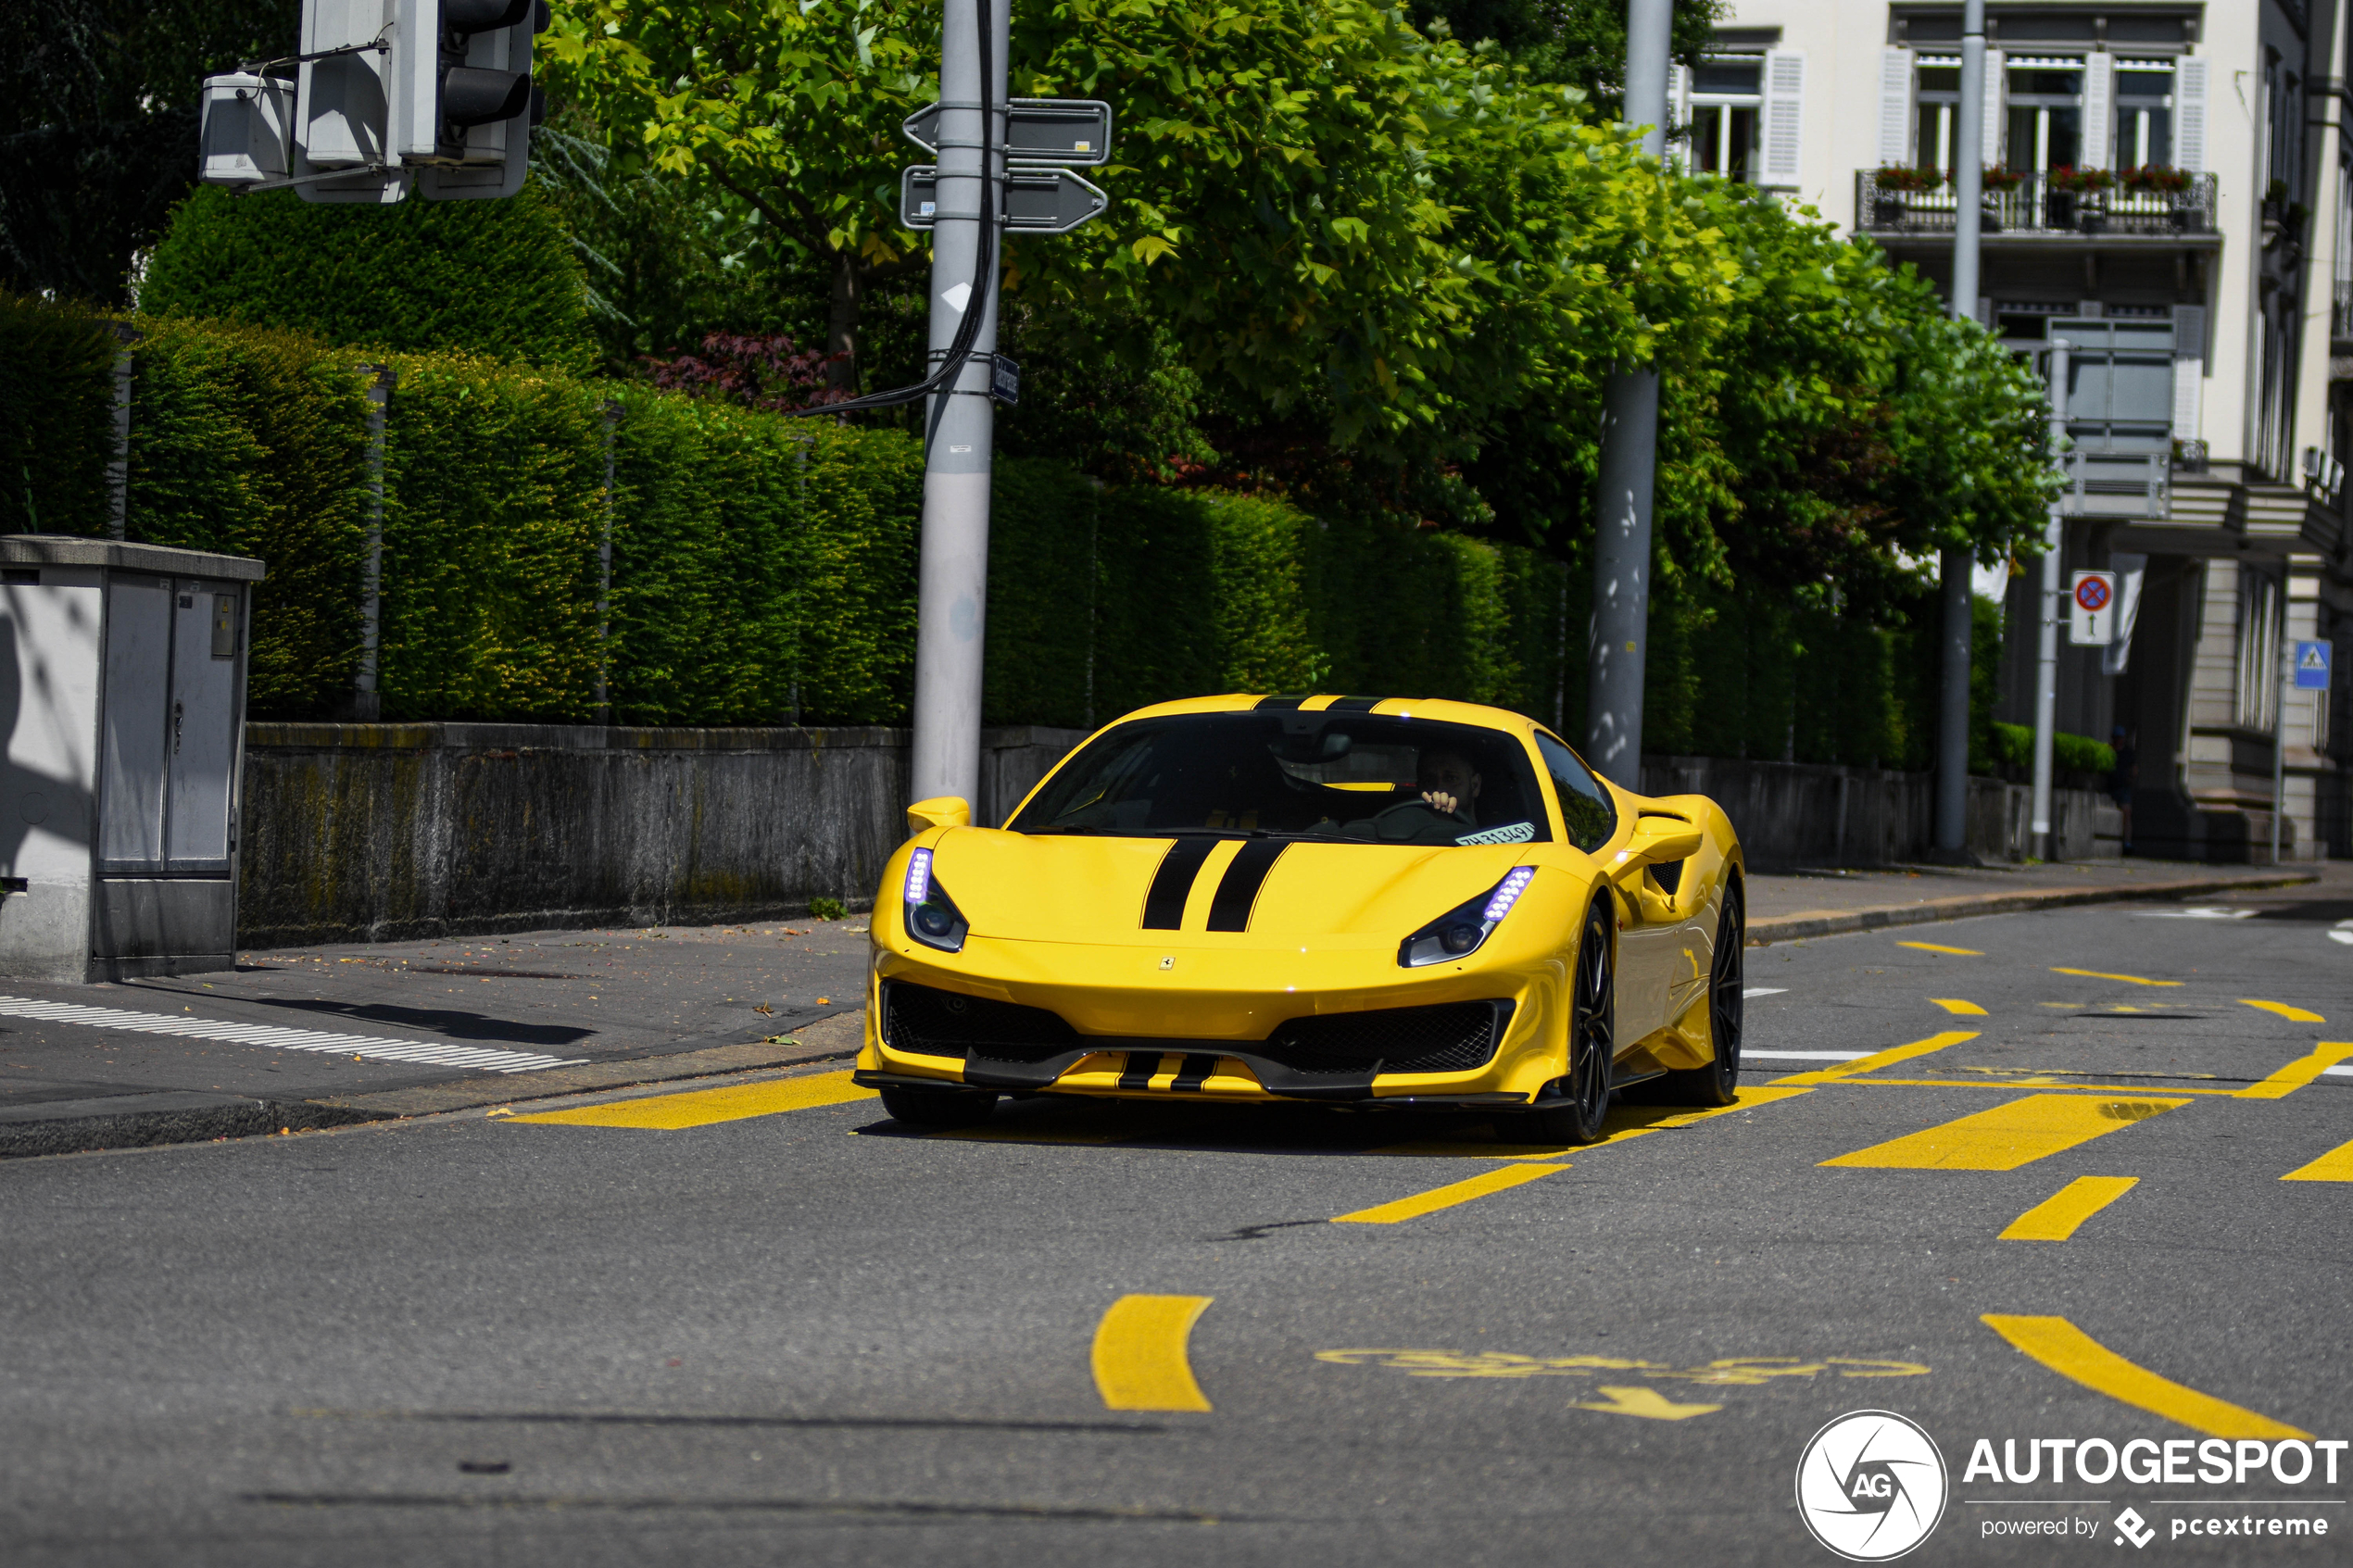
[[900, 165, 1109, 233], [2296, 640, 2333, 691], [2068, 571, 2117, 646], [902, 98, 1113, 165], [990, 355, 1020, 406]]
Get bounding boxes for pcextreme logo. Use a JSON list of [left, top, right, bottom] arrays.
[[1796, 1410, 1952, 1562]]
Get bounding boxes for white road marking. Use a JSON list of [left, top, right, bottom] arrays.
[[2138, 907, 2257, 920], [0, 996, 585, 1074], [2333, 921, 2353, 947], [2325, 1066, 2353, 1079], [1743, 1049, 1867, 1061], [1743, 987, 1788, 997]]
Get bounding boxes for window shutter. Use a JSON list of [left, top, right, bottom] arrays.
[[2082, 53, 2114, 169], [2172, 305, 2206, 441], [1879, 47, 1916, 167], [1670, 63, 1691, 150], [1981, 49, 2007, 167], [2176, 57, 2208, 173], [1761, 48, 1806, 186]]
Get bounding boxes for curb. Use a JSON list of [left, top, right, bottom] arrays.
[[0, 1010, 866, 1160], [1747, 870, 2317, 945]]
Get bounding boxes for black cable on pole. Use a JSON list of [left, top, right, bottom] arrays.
[[792, 0, 997, 418]]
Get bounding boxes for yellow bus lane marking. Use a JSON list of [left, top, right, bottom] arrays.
[[1370, 1085, 1818, 1163], [1820, 1095, 2188, 1171], [2239, 999, 2326, 1023], [2281, 1137, 2353, 1182], [1317, 1348, 1929, 1386], [2051, 968, 2182, 986], [1574, 1386, 1721, 1421], [1981, 1315, 2310, 1439], [503, 1070, 875, 1129], [1821, 1078, 2242, 1097], [2237, 1043, 2353, 1100], [1332, 1162, 1567, 1223], [1931, 998, 1987, 1015], [1772, 1031, 1977, 1086], [1898, 942, 1982, 956], [1092, 1295, 1214, 1411], [1999, 1175, 2140, 1240]]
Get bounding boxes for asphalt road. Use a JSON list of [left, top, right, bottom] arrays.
[[4, 885, 2348, 1566]]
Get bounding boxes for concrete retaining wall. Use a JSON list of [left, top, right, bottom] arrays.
[[236, 727, 2123, 947]]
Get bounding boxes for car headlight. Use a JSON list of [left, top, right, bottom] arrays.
[[901, 847, 969, 954], [1398, 866, 1536, 968]]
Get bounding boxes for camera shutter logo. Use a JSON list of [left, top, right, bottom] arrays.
[[1794, 1410, 1949, 1561]]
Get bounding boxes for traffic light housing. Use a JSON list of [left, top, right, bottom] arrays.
[[198, 0, 547, 202]]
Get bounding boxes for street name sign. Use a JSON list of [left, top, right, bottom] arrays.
[[902, 98, 1113, 165], [900, 165, 1108, 233], [2068, 571, 2117, 646]]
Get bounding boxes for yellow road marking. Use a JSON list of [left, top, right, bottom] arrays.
[[1897, 942, 1982, 955], [1333, 1162, 1567, 1223], [1821, 1078, 2242, 1097], [1091, 1295, 1214, 1411], [1999, 1176, 2140, 1240], [1772, 1032, 1977, 1086], [1981, 1315, 2310, 1439], [1372, 1085, 1817, 1162], [2051, 967, 2182, 986], [1820, 1095, 2188, 1171], [1573, 1386, 1721, 1420], [2236, 1043, 2353, 1100], [503, 1070, 875, 1129], [2282, 1137, 2353, 1183], [2240, 998, 2325, 1023], [1930, 998, 1987, 1016]]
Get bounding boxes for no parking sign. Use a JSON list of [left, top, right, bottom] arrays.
[[2068, 571, 2117, 646]]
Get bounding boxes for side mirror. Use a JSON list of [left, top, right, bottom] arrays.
[[906, 796, 972, 834], [1609, 818, 1703, 877]]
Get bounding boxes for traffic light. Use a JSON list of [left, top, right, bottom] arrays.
[[196, 0, 547, 202]]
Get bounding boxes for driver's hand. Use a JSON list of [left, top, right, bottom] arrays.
[[1421, 790, 1459, 815]]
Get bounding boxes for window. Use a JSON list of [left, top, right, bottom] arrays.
[[2057, 321, 2177, 457], [1533, 733, 1617, 852], [2005, 57, 2083, 172], [1916, 57, 1961, 172], [2114, 59, 2173, 167], [1688, 57, 1761, 181], [2237, 573, 2284, 732]]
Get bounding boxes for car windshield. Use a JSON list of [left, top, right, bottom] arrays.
[[1010, 712, 1557, 847]]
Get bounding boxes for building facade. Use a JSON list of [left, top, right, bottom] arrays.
[[1686, 1, 2351, 860]]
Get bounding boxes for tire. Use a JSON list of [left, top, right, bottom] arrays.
[[1656, 874, 1743, 1107], [1516, 897, 1615, 1145], [879, 1085, 1000, 1129]]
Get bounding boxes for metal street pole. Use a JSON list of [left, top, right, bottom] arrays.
[[907, 0, 1008, 811], [2273, 641, 2288, 864], [1935, 0, 1987, 856], [1585, 0, 1672, 788], [2031, 338, 2070, 860]]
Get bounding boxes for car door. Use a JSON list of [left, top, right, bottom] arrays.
[[1531, 732, 1670, 1049]]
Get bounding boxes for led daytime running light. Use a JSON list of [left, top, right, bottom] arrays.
[[1481, 866, 1536, 922], [904, 847, 934, 906]]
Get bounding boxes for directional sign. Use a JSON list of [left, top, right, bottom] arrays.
[[2296, 640, 2333, 691], [900, 166, 1109, 234], [902, 98, 1114, 166], [2068, 571, 2117, 646]]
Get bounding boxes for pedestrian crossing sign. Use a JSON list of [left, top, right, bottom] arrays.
[[2295, 640, 2332, 691]]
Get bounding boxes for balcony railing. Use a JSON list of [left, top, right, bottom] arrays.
[[1856, 171, 2219, 238], [2059, 447, 2170, 519]]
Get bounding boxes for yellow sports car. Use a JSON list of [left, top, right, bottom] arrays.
[[852, 694, 1745, 1144]]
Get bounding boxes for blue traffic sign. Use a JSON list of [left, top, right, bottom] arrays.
[[2295, 640, 2333, 691]]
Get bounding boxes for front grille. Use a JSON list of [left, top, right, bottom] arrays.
[[1260, 1001, 1503, 1076], [882, 981, 1075, 1062]]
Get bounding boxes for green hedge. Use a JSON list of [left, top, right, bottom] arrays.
[[6, 291, 1992, 759]]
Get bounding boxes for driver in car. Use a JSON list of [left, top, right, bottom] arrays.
[[1416, 748, 1482, 826]]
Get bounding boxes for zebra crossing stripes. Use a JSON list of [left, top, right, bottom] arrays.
[[0, 996, 585, 1074]]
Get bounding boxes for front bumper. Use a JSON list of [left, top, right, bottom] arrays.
[[856, 947, 1570, 1105]]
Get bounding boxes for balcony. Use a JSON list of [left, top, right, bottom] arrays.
[[1855, 171, 2219, 243], [2058, 446, 2170, 520]]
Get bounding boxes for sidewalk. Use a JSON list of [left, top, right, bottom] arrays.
[[0, 857, 2324, 1157]]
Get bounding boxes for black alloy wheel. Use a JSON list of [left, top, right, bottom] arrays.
[[879, 1085, 1000, 1129], [1655, 874, 1744, 1107], [1522, 897, 1615, 1145]]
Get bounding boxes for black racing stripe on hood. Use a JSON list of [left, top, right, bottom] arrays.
[[1141, 837, 1217, 929], [1327, 695, 1385, 710], [1205, 840, 1288, 932]]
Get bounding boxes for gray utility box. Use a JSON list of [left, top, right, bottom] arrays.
[[0, 537, 265, 982]]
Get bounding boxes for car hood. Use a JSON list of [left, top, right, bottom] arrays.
[[927, 828, 1547, 949]]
